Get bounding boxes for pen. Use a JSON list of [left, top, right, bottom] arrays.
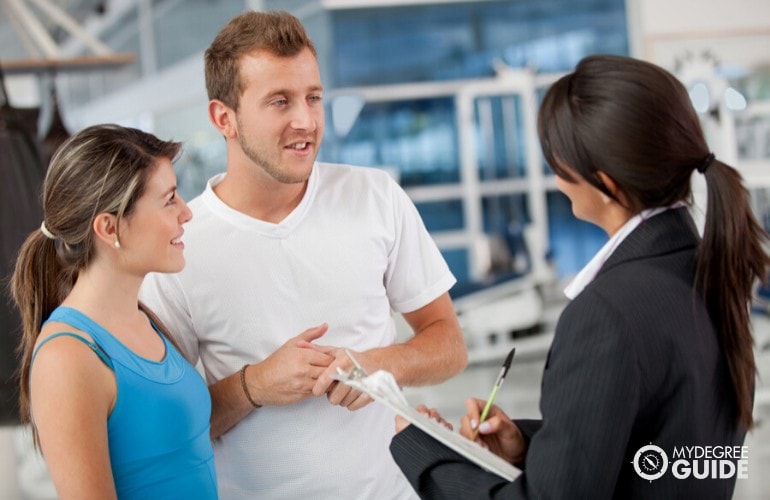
[[471, 347, 516, 441]]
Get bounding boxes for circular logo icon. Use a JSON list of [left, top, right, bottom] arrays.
[[633, 444, 668, 481]]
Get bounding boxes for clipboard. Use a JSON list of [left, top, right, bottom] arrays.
[[332, 357, 522, 481]]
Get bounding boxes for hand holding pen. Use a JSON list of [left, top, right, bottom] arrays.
[[470, 347, 516, 441], [461, 396, 526, 465], [458, 347, 525, 465]]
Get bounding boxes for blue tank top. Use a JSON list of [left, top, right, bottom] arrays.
[[35, 306, 218, 499]]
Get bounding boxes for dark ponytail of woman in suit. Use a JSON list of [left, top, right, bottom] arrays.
[[697, 154, 767, 430], [537, 54, 769, 430]]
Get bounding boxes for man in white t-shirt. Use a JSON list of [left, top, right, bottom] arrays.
[[140, 10, 467, 500]]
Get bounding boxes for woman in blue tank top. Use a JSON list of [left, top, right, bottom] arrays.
[[10, 124, 218, 499]]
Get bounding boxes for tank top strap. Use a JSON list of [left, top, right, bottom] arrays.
[[31, 332, 114, 370], [47, 306, 186, 382], [46, 306, 127, 359]]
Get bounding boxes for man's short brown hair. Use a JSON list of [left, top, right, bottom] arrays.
[[204, 10, 317, 111]]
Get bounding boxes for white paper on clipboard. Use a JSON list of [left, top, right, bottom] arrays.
[[332, 369, 521, 481]]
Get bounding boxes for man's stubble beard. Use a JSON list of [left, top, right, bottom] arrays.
[[238, 132, 316, 185]]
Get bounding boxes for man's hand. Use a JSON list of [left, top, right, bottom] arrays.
[[309, 347, 373, 411], [245, 324, 335, 406]]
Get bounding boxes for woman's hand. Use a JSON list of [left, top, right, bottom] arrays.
[[395, 404, 454, 433], [460, 397, 526, 464]]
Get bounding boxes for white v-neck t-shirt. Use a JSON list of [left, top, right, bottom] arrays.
[[141, 162, 455, 499]]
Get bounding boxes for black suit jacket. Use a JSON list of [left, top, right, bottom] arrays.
[[391, 208, 746, 499]]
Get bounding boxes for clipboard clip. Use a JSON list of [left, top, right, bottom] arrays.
[[338, 349, 368, 381]]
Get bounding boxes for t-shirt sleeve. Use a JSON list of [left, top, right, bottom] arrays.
[[384, 177, 456, 313], [140, 272, 200, 365]]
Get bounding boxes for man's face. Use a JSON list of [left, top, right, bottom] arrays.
[[233, 47, 325, 185]]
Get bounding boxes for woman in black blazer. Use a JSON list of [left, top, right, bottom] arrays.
[[390, 55, 769, 499]]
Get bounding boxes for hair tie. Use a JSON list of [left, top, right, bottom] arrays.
[[697, 153, 715, 174], [40, 221, 56, 240]]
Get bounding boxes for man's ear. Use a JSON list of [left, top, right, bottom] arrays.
[[93, 213, 120, 248], [208, 99, 238, 139]]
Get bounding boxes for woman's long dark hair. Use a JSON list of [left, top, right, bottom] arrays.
[[10, 124, 182, 447], [538, 54, 769, 429]]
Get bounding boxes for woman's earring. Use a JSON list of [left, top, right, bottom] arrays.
[[114, 240, 121, 249]]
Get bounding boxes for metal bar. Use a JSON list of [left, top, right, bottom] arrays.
[[137, 0, 156, 75], [28, 0, 112, 55], [5, 0, 60, 58], [1, 1, 43, 58]]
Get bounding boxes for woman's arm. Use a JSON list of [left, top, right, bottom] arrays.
[[391, 425, 522, 499], [390, 291, 640, 499], [30, 332, 118, 500]]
